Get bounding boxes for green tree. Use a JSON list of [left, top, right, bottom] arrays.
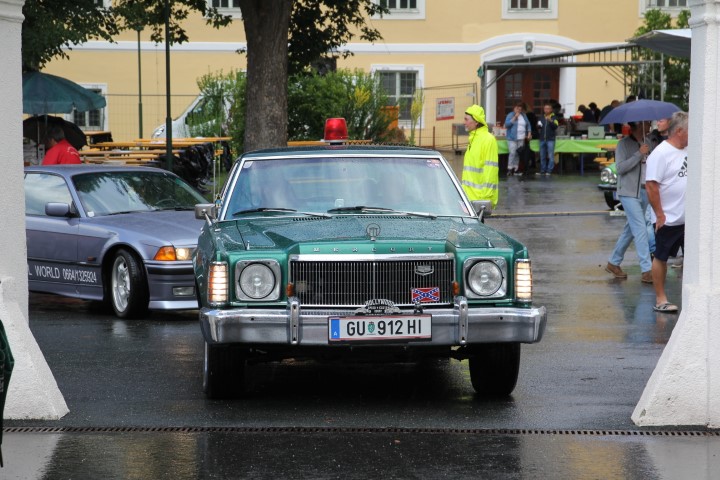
[[21, 0, 231, 72], [628, 8, 690, 110], [238, 1, 387, 151], [23, 0, 387, 152]]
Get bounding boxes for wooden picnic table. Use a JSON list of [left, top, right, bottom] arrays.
[[83, 131, 113, 145], [80, 149, 182, 157], [134, 137, 231, 143], [91, 141, 178, 150]]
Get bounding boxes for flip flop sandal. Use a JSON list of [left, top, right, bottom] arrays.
[[653, 303, 678, 313]]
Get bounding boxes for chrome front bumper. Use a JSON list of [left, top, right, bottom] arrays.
[[200, 297, 547, 346]]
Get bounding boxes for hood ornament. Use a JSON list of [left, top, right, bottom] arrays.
[[366, 223, 381, 241]]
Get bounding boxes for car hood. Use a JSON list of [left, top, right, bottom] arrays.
[[225, 215, 514, 252], [85, 210, 204, 245]]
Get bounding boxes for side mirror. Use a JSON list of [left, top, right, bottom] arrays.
[[45, 202, 73, 218], [471, 200, 492, 218], [195, 203, 217, 222]]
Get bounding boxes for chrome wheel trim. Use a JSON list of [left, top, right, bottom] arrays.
[[111, 256, 130, 313]]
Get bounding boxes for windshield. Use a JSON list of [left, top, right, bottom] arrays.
[[223, 155, 470, 218], [73, 171, 207, 217]]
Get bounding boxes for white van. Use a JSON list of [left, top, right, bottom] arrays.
[[151, 94, 230, 139]]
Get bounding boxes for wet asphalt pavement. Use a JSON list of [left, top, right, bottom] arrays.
[[5, 168, 714, 480]]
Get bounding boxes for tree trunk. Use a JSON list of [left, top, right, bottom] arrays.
[[239, 0, 292, 152]]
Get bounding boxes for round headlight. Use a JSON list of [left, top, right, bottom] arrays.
[[467, 261, 503, 296], [600, 168, 611, 183], [600, 167, 617, 184], [239, 263, 276, 299]]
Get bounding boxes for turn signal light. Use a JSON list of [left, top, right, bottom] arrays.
[[154, 246, 177, 261], [208, 262, 228, 305], [515, 259, 532, 302], [324, 118, 349, 143]]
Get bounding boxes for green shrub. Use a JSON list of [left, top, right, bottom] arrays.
[[287, 69, 395, 141], [193, 70, 246, 155]]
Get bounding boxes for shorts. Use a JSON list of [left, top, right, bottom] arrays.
[[653, 224, 684, 262]]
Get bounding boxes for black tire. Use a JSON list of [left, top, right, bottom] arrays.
[[203, 342, 247, 399], [108, 249, 149, 319], [604, 191, 622, 210], [468, 343, 521, 396]]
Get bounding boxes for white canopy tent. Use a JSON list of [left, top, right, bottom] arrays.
[[630, 29, 691, 59]]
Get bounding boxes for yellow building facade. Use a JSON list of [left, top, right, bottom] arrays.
[[42, 0, 688, 144]]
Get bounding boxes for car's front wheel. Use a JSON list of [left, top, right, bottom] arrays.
[[109, 249, 149, 319], [468, 343, 521, 396], [203, 342, 247, 399]]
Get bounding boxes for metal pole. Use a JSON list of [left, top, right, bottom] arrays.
[[660, 53, 665, 102], [137, 28, 143, 139], [164, 0, 172, 170]]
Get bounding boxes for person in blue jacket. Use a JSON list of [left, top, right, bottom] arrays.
[[504, 102, 531, 176], [537, 101, 559, 176]]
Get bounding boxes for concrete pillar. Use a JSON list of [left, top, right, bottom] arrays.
[[633, 0, 720, 426], [0, 0, 68, 419]]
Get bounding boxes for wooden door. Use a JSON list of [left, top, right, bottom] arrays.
[[496, 68, 560, 120]]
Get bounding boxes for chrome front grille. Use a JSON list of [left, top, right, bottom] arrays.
[[289, 255, 454, 307]]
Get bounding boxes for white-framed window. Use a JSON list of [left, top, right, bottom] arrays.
[[67, 84, 107, 132], [640, 0, 688, 15], [375, 0, 425, 20], [502, 0, 557, 20], [372, 65, 424, 126], [209, 0, 242, 17], [646, 0, 688, 7]]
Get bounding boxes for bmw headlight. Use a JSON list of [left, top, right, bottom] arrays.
[[153, 246, 195, 261], [464, 259, 507, 298], [600, 167, 617, 184], [236, 260, 281, 301]]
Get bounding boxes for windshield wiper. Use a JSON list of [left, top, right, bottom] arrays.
[[327, 205, 393, 214], [231, 207, 331, 219], [106, 210, 141, 216], [233, 207, 298, 216], [327, 205, 436, 219]]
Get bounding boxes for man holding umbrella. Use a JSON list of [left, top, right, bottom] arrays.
[[600, 99, 680, 284], [604, 121, 654, 283], [42, 124, 81, 165]]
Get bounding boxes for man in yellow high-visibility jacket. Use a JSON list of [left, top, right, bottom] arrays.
[[461, 104, 499, 209]]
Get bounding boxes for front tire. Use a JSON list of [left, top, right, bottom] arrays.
[[468, 343, 521, 396], [203, 342, 247, 399], [109, 249, 149, 319]]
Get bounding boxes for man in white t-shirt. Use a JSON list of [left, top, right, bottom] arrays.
[[645, 111, 688, 313]]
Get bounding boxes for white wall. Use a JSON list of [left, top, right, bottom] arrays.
[[0, 0, 68, 419]]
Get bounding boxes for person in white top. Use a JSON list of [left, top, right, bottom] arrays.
[[645, 111, 688, 313]]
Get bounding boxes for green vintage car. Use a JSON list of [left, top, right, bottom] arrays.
[[193, 145, 546, 398], [598, 162, 620, 209]]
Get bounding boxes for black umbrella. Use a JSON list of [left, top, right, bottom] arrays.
[[23, 115, 87, 150], [22, 71, 106, 115]]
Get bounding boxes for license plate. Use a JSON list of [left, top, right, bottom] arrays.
[[328, 315, 431, 342]]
